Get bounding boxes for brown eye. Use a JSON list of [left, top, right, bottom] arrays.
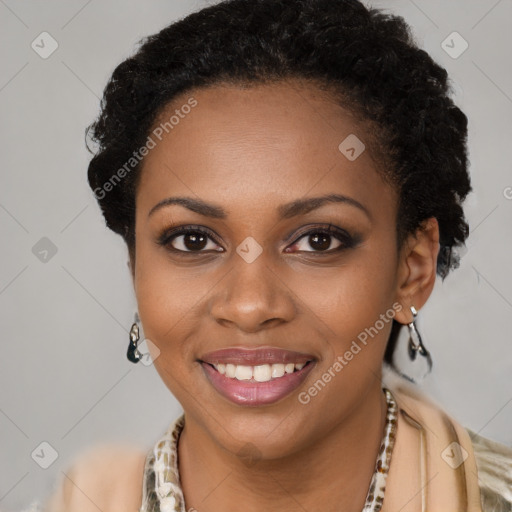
[[175, 232, 209, 251], [307, 233, 339, 251], [286, 225, 355, 253], [158, 227, 223, 253]]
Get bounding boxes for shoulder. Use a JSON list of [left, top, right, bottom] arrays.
[[41, 443, 149, 512], [382, 367, 512, 510], [468, 429, 512, 512]]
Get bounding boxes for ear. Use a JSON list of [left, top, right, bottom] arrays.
[[393, 217, 440, 324]]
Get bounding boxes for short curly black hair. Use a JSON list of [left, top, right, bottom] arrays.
[[86, 0, 471, 280], [87, 0, 471, 280]]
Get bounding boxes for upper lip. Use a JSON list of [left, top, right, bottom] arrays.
[[200, 346, 316, 366]]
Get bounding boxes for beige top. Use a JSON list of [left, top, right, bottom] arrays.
[[34, 384, 512, 512]]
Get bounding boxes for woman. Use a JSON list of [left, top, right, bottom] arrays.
[[42, 0, 512, 510]]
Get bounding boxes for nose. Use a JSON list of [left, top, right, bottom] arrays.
[[209, 255, 296, 334]]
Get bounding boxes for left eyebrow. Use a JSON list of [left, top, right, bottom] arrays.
[[147, 193, 370, 220], [277, 193, 371, 220]]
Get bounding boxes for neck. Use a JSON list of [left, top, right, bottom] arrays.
[[178, 384, 387, 512]]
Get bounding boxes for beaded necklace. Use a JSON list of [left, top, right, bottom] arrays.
[[140, 388, 398, 512]]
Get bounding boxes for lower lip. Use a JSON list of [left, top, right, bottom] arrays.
[[201, 362, 315, 406]]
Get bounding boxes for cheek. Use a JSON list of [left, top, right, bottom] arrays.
[[291, 237, 398, 358], [133, 242, 193, 361], [135, 261, 200, 400], [133, 239, 223, 378]]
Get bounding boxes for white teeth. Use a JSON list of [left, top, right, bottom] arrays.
[[271, 364, 285, 378], [225, 363, 236, 378], [253, 364, 272, 382], [211, 362, 309, 382], [235, 365, 253, 380]]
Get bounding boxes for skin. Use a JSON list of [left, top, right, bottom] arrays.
[[129, 79, 440, 512]]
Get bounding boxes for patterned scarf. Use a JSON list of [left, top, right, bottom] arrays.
[[140, 388, 398, 512]]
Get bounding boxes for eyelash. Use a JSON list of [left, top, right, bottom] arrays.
[[157, 224, 358, 255]]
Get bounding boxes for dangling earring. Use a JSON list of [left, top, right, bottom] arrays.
[[407, 306, 432, 372], [127, 312, 142, 363]]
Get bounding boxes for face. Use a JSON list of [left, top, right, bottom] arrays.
[[132, 80, 405, 459]]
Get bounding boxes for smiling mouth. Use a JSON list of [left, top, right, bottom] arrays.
[[203, 360, 314, 383], [198, 346, 317, 405], [199, 358, 316, 406]]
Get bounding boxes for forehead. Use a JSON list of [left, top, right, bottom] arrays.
[[136, 80, 396, 219]]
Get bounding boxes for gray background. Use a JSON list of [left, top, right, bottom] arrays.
[[1, 0, 511, 510]]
